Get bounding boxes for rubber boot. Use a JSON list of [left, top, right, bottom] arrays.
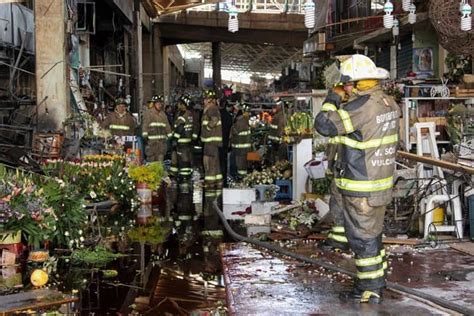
[[339, 289, 383, 304], [319, 239, 350, 252]]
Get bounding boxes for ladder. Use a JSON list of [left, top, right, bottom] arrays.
[[414, 122, 463, 239]]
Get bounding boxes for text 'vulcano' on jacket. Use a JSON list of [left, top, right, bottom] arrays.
[[314, 86, 400, 202]]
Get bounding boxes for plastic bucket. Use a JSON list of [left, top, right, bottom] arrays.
[[432, 207, 444, 226], [137, 188, 152, 204]]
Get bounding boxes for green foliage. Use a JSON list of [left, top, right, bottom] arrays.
[[444, 53, 471, 84], [127, 217, 170, 245], [127, 162, 166, 190], [0, 169, 57, 249], [42, 156, 137, 206], [312, 177, 331, 195], [40, 180, 87, 249], [70, 245, 124, 266]]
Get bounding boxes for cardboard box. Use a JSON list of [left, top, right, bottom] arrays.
[[245, 214, 271, 226], [223, 188, 256, 204], [251, 201, 279, 215]]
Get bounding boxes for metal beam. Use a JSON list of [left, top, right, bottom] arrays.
[[158, 23, 306, 47]]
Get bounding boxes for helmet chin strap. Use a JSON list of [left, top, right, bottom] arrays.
[[115, 108, 127, 117]]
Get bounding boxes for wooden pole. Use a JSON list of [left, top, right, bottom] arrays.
[[212, 42, 221, 90], [132, 0, 144, 115], [397, 151, 474, 175]]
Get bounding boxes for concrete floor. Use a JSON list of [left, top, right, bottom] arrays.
[[221, 241, 474, 315]]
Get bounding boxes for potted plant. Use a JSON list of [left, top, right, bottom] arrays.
[[0, 179, 56, 260], [127, 162, 166, 204]]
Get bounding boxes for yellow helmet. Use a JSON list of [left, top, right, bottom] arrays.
[[338, 54, 389, 82]]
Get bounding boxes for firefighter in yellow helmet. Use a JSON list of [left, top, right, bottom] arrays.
[[314, 54, 399, 304], [102, 97, 137, 137], [141, 95, 171, 162], [319, 82, 353, 252]]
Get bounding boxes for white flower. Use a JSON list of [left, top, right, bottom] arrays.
[[90, 191, 97, 199], [79, 236, 84, 242], [114, 221, 118, 225], [78, 230, 83, 235], [64, 231, 70, 237]]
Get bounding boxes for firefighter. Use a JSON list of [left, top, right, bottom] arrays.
[[192, 103, 203, 172], [172, 95, 194, 191], [102, 97, 137, 137], [268, 98, 287, 164], [230, 102, 251, 178], [320, 83, 354, 252], [200, 89, 224, 253], [141, 95, 171, 162], [171, 95, 196, 254], [314, 54, 399, 304]]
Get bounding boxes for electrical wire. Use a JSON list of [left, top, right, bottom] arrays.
[[213, 201, 474, 315]]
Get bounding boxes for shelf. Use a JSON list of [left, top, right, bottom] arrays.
[[410, 141, 451, 144], [403, 97, 473, 100]]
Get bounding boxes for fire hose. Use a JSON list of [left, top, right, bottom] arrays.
[[213, 201, 473, 315]]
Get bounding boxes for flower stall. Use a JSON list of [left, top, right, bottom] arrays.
[[0, 153, 169, 311]]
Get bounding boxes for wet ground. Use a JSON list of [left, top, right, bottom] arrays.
[[145, 237, 227, 315], [221, 241, 474, 315]]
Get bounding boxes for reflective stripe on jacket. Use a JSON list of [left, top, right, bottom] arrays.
[[142, 109, 171, 141], [173, 110, 194, 144], [268, 110, 285, 143], [201, 105, 223, 150], [314, 86, 400, 200], [231, 115, 251, 152], [102, 111, 137, 137]]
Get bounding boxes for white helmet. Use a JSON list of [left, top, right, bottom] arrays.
[[338, 54, 390, 82]]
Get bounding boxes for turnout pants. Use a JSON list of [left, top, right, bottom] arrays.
[[177, 145, 193, 193], [235, 149, 249, 177], [175, 145, 195, 251], [327, 180, 348, 246], [342, 196, 388, 291], [145, 140, 165, 162], [202, 154, 223, 252]]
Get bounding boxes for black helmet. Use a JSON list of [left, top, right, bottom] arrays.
[[240, 102, 252, 112], [115, 97, 127, 106], [151, 95, 164, 103], [274, 98, 284, 107], [238, 102, 251, 112], [203, 90, 217, 100], [179, 95, 192, 108]]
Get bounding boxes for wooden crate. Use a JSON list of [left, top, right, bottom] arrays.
[[247, 151, 261, 161], [32, 133, 63, 159]]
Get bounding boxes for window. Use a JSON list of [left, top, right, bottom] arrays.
[[77, 1, 95, 34]]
